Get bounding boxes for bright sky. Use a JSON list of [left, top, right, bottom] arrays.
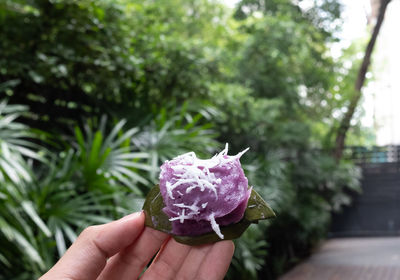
[[361, 1, 400, 145]]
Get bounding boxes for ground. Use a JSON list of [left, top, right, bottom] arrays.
[[279, 237, 400, 280]]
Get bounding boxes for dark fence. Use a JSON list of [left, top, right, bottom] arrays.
[[330, 171, 400, 237], [331, 145, 400, 237]]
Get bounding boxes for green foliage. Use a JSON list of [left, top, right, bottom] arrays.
[[237, 16, 333, 106], [229, 225, 269, 279], [0, 0, 222, 131]]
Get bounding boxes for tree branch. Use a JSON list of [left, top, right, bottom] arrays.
[[333, 0, 391, 161]]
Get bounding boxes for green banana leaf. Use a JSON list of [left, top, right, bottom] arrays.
[[143, 185, 275, 245]]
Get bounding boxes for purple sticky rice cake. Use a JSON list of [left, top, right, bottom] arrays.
[[159, 144, 251, 239]]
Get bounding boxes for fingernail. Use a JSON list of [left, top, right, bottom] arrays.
[[119, 211, 143, 223]]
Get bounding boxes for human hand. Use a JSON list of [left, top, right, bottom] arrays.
[[40, 211, 234, 280]]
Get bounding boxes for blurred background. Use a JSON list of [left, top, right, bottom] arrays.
[[0, 0, 399, 279]]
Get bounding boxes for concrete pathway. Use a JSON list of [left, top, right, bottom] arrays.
[[279, 237, 400, 280]]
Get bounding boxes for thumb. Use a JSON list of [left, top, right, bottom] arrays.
[[40, 211, 145, 280]]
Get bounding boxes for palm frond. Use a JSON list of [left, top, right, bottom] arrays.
[[73, 118, 153, 194], [0, 100, 46, 184]]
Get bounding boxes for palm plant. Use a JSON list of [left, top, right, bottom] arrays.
[[0, 151, 119, 279], [0, 100, 49, 278], [74, 116, 154, 195], [0, 106, 156, 278], [0, 182, 47, 279], [0, 100, 45, 184]]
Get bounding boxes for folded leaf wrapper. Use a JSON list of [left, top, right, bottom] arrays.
[[143, 185, 275, 245]]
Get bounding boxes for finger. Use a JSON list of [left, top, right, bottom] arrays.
[[97, 227, 169, 280], [174, 243, 214, 279], [197, 241, 235, 280], [141, 238, 192, 280], [40, 212, 145, 280]]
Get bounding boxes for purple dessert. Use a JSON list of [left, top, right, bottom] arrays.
[[159, 144, 250, 239]]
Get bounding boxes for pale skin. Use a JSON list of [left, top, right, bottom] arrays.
[[40, 211, 234, 280]]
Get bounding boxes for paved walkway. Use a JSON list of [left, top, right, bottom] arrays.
[[279, 237, 400, 280]]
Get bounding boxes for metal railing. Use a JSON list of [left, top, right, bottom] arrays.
[[343, 145, 400, 165]]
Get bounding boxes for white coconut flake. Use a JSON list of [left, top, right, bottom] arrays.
[[174, 203, 200, 214], [166, 181, 174, 199], [169, 209, 192, 224], [209, 213, 224, 239], [235, 147, 249, 159]]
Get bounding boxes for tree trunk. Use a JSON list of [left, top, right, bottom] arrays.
[[333, 0, 391, 161]]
